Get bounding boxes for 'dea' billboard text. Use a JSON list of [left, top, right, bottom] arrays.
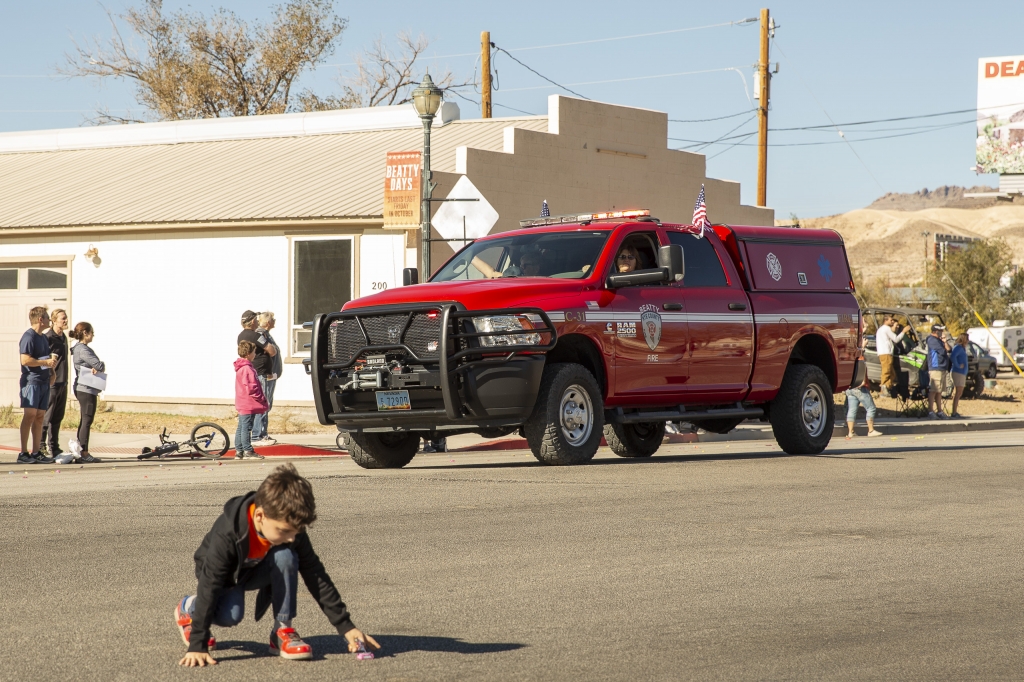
[[977, 56, 1024, 174]]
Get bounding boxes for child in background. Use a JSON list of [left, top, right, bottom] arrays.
[[175, 463, 380, 666], [234, 340, 268, 459]]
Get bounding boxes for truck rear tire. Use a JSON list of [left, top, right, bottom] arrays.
[[603, 422, 664, 458], [346, 432, 419, 469], [524, 363, 603, 465], [769, 364, 834, 455]]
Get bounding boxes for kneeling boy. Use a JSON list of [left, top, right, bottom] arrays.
[[176, 463, 380, 666]]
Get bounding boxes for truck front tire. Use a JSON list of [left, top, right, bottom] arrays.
[[603, 422, 664, 458], [524, 363, 604, 465], [769, 364, 834, 455], [346, 432, 419, 469]]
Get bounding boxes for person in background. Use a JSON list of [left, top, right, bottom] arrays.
[[70, 321, 105, 464], [42, 308, 69, 458], [252, 312, 281, 447], [238, 310, 276, 443], [845, 343, 883, 439], [18, 306, 56, 464], [925, 324, 951, 419], [949, 333, 970, 419], [234, 340, 268, 460], [875, 315, 911, 398]]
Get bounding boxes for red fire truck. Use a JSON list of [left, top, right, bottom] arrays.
[[309, 210, 863, 469]]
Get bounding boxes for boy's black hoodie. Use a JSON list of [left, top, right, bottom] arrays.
[[188, 491, 355, 653]]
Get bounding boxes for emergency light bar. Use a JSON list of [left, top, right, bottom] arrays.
[[519, 208, 650, 228]]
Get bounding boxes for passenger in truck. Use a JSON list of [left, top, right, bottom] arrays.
[[615, 245, 639, 272]]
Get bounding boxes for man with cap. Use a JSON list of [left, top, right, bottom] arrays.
[[238, 311, 277, 435], [925, 324, 951, 419]]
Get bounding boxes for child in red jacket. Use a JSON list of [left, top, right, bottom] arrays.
[[234, 340, 268, 459]]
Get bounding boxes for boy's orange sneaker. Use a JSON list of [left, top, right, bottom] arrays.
[[175, 597, 216, 650], [269, 626, 313, 660]]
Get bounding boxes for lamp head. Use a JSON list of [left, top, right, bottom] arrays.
[[412, 73, 443, 118]]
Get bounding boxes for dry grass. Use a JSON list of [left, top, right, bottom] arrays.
[[2, 402, 335, 435], [839, 377, 1024, 419]]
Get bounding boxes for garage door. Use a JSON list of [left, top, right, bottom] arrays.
[[0, 263, 69, 407]]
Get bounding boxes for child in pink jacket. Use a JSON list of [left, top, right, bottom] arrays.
[[234, 340, 269, 459]]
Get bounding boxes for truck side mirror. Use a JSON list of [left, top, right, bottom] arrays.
[[658, 244, 684, 282], [402, 267, 419, 286]]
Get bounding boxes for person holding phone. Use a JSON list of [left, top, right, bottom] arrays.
[[70, 321, 105, 464]]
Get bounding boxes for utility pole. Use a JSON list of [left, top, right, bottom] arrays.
[[481, 31, 492, 119], [756, 8, 770, 207]]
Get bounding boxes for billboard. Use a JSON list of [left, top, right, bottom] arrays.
[[382, 151, 421, 228], [977, 56, 1024, 174]]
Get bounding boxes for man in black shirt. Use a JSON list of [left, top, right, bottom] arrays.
[[42, 309, 69, 457]]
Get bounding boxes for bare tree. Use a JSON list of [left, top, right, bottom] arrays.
[[63, 0, 346, 122], [64, 2, 475, 123], [298, 32, 473, 111]]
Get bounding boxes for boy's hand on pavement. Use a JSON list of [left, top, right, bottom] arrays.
[[179, 652, 217, 667], [345, 628, 381, 652]]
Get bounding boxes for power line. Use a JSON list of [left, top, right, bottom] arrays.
[[670, 118, 976, 145], [323, 18, 759, 67], [446, 88, 537, 116], [491, 44, 590, 99], [770, 37, 886, 194], [670, 110, 755, 123], [689, 113, 758, 152], [674, 119, 972, 149], [497, 66, 746, 93]]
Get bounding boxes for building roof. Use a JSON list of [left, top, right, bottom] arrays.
[[0, 104, 547, 231]]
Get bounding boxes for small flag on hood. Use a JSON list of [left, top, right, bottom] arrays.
[[540, 200, 550, 217], [692, 185, 710, 238]]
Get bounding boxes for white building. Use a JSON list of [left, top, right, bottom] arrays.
[[0, 95, 772, 415]]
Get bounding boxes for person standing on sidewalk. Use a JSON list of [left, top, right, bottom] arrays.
[[41, 308, 69, 458], [238, 311, 276, 445], [949, 333, 970, 419], [252, 312, 281, 447], [234, 341, 268, 459], [845, 343, 883, 439], [70, 322, 104, 464], [875, 315, 910, 397], [17, 307, 56, 464], [925, 324, 951, 419]]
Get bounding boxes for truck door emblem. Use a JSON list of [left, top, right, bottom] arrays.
[[798, 272, 808, 285], [817, 255, 833, 282], [387, 325, 401, 342], [766, 252, 782, 281], [616, 322, 636, 337], [604, 323, 614, 334], [641, 311, 662, 350]]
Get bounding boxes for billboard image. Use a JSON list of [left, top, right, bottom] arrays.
[[977, 56, 1024, 174]]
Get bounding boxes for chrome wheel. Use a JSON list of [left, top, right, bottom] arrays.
[[801, 383, 826, 437], [559, 384, 594, 446]]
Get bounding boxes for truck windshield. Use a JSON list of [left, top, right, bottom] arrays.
[[431, 231, 610, 281]]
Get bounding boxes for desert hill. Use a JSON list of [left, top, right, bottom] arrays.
[[792, 187, 1024, 284]]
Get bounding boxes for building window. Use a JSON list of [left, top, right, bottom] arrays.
[[292, 238, 353, 356], [0, 269, 16, 289], [27, 268, 67, 289]]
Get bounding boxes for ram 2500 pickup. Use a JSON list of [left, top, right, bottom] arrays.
[[309, 209, 863, 468]]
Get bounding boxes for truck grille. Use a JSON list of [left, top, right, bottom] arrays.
[[327, 312, 442, 366]]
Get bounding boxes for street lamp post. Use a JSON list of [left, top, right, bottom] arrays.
[[412, 74, 443, 280]]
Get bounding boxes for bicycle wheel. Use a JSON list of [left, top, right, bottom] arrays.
[[191, 422, 229, 459]]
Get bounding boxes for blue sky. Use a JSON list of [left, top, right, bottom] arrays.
[[2, 0, 1022, 218]]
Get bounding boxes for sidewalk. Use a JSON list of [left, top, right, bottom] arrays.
[[2, 413, 1021, 463]]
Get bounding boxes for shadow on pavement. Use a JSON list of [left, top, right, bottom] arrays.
[[411, 442, 1018, 471], [303, 634, 526, 658]]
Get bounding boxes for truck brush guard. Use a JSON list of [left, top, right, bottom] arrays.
[[308, 303, 556, 430]]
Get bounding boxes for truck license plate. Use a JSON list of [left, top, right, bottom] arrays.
[[375, 390, 411, 411]]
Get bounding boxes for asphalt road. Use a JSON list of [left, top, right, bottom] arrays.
[[3, 430, 1024, 681]]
